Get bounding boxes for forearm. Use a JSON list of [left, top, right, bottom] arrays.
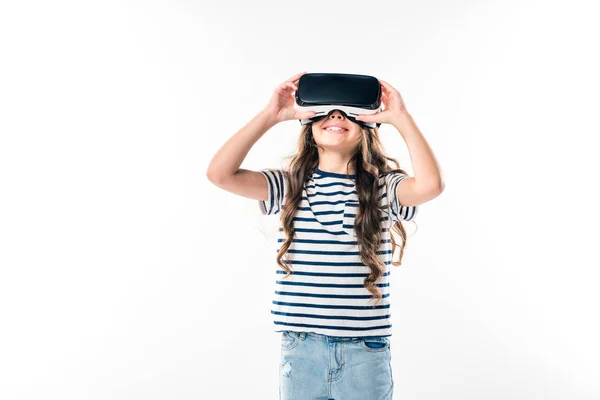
[[391, 111, 444, 193], [206, 109, 278, 182]]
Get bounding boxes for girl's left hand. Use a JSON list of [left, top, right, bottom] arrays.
[[355, 79, 408, 125]]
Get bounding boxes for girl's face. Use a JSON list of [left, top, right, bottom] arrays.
[[311, 110, 363, 151]]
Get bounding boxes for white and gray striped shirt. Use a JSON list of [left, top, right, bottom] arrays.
[[259, 167, 418, 338]]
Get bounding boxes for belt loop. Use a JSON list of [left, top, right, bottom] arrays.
[[299, 332, 306, 340]]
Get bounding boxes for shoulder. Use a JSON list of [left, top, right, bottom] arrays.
[[379, 171, 408, 186], [260, 168, 291, 196], [260, 168, 290, 182]]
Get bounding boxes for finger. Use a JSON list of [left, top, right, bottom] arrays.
[[279, 81, 297, 92], [380, 92, 389, 106], [379, 83, 392, 95], [299, 111, 316, 119], [287, 71, 307, 83], [275, 82, 295, 96], [379, 79, 396, 93]]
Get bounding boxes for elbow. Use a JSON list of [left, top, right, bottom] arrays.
[[206, 167, 237, 186], [432, 180, 445, 196], [437, 180, 445, 194], [206, 167, 221, 184], [424, 180, 445, 199]]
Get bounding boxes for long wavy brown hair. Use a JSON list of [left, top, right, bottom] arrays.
[[276, 123, 416, 306]]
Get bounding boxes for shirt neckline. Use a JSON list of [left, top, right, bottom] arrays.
[[313, 167, 356, 179]]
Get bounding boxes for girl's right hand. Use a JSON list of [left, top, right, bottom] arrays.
[[263, 72, 317, 124]]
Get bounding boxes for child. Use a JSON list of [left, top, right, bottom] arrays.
[[207, 72, 444, 400]]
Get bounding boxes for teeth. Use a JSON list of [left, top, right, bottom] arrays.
[[326, 127, 345, 131]]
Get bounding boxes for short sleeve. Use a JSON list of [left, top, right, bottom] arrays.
[[258, 168, 287, 215], [385, 172, 418, 222]]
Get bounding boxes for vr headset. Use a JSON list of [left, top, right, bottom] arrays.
[[294, 72, 383, 129]]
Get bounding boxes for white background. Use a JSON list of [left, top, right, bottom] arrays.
[[1, 0, 599, 399]]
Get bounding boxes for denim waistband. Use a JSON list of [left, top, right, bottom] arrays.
[[284, 330, 388, 343]]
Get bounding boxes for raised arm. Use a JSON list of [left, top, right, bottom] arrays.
[[206, 110, 278, 201], [206, 72, 316, 201], [355, 79, 444, 206]]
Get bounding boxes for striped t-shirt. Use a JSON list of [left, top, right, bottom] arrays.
[[258, 167, 418, 338]]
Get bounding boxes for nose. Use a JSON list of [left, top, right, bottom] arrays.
[[328, 110, 346, 120]]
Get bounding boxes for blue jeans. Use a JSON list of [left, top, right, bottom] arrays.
[[279, 330, 394, 400]]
